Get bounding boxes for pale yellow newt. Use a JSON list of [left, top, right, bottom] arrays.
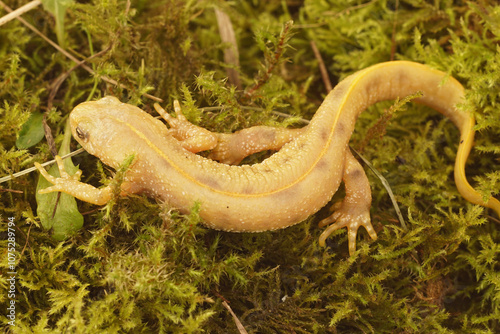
[[35, 61, 500, 255]]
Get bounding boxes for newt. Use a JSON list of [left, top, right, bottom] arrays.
[[35, 61, 500, 255]]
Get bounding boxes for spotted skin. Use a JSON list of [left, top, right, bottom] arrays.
[[35, 61, 500, 255]]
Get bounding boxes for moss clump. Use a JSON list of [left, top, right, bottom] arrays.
[[1, 0, 499, 332]]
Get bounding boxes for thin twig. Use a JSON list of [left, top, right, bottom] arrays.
[[0, 188, 23, 193], [20, 222, 33, 259], [42, 114, 57, 157], [310, 40, 332, 92], [390, 0, 399, 61], [48, 45, 112, 110], [0, 0, 40, 26], [0, 148, 85, 184]]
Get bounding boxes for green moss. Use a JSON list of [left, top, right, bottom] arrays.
[[1, 0, 499, 333]]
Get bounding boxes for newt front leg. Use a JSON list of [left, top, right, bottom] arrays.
[[154, 101, 218, 153], [35, 155, 120, 205], [154, 101, 304, 165]]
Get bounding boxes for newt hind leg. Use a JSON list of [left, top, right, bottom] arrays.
[[318, 149, 377, 255]]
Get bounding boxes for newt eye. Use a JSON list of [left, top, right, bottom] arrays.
[[75, 126, 88, 141]]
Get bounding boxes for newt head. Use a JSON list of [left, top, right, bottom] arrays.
[[69, 96, 155, 169]]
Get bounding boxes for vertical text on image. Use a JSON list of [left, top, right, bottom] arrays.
[[6, 216, 16, 327]]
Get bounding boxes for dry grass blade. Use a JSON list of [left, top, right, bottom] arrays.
[[222, 301, 248, 334], [215, 8, 241, 89], [310, 40, 332, 92], [351, 147, 407, 231]]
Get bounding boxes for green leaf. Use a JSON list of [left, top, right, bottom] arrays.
[[36, 118, 83, 240], [41, 0, 75, 48], [16, 111, 45, 149]]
